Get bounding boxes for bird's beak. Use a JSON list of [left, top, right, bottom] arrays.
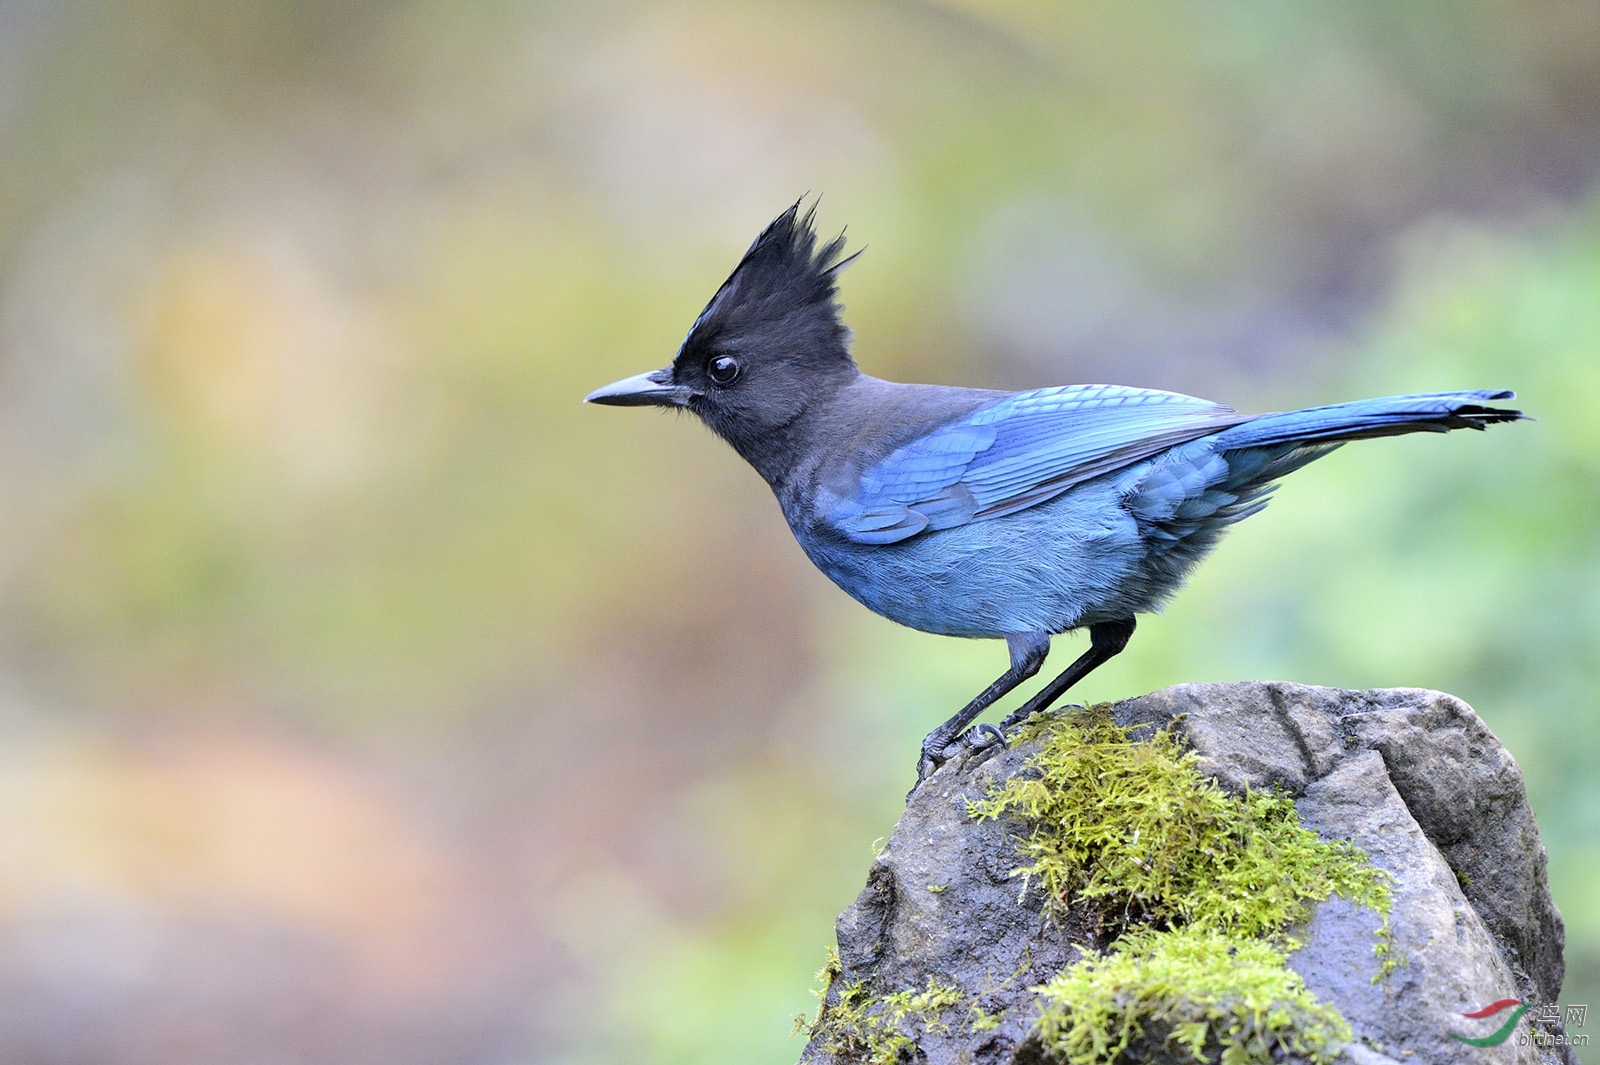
[[584, 367, 693, 408]]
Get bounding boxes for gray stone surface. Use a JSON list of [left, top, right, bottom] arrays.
[[798, 682, 1572, 1065]]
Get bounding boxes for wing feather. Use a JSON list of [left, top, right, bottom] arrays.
[[823, 384, 1245, 545]]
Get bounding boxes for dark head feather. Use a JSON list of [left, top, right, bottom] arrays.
[[666, 201, 864, 480], [673, 200, 857, 380]]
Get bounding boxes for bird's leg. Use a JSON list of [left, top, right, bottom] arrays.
[[915, 631, 1050, 786], [997, 617, 1136, 733]]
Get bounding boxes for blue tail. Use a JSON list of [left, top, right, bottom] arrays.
[[1211, 390, 1524, 451], [1124, 390, 1525, 592]]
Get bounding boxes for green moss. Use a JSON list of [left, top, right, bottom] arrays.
[[968, 705, 1391, 936], [1033, 928, 1350, 1065], [794, 945, 843, 1037], [968, 1004, 1003, 1032], [968, 706, 1395, 1065], [797, 941, 1025, 1057], [1372, 934, 1406, 984], [801, 973, 966, 1065]]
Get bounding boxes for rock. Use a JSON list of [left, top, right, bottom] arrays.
[[797, 682, 1573, 1065]]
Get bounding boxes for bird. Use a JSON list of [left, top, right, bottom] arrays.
[[586, 201, 1525, 787]]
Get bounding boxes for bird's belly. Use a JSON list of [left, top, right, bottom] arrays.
[[795, 482, 1151, 638]]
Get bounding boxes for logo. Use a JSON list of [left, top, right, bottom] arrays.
[[1449, 1000, 1589, 1050], [1449, 999, 1526, 1047]]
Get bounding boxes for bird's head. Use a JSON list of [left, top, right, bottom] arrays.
[[586, 201, 859, 455]]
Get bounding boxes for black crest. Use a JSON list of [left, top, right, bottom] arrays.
[[675, 200, 859, 377]]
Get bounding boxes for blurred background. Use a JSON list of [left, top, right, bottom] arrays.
[[0, 1, 1595, 1062]]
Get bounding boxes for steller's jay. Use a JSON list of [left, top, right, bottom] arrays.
[[587, 203, 1524, 786]]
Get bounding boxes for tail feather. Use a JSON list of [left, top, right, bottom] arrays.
[[1126, 390, 1522, 595], [1212, 390, 1525, 452]]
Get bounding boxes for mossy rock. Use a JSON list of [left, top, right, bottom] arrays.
[[796, 682, 1571, 1065]]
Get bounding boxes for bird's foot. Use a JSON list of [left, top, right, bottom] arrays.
[[954, 723, 1008, 772], [997, 701, 1084, 734], [910, 723, 1008, 797], [912, 739, 948, 793]]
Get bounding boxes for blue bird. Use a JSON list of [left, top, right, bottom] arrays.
[[587, 203, 1524, 785]]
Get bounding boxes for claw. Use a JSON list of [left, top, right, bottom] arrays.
[[911, 735, 956, 796], [910, 722, 1010, 799], [967, 723, 1006, 750]]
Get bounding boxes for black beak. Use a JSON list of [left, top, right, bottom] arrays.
[[584, 367, 694, 408]]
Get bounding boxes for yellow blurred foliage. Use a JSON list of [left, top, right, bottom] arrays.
[[139, 240, 398, 487], [0, 729, 467, 998]]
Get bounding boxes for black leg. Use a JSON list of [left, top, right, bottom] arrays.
[[997, 617, 1136, 732], [915, 631, 1050, 785]]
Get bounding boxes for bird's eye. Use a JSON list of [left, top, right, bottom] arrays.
[[707, 355, 741, 386]]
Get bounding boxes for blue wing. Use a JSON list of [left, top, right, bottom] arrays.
[[822, 384, 1247, 545]]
